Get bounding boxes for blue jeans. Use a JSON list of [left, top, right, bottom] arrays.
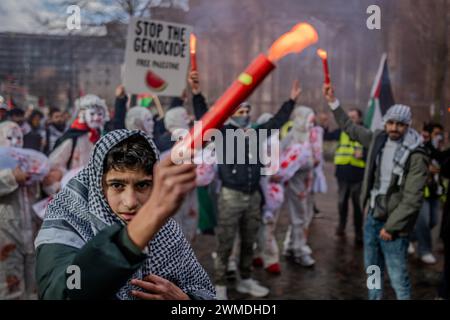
[[364, 213, 411, 300], [411, 198, 439, 256]]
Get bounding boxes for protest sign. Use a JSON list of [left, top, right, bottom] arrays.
[[123, 18, 193, 96]]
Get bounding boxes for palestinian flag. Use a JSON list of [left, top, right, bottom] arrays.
[[136, 94, 153, 108], [364, 53, 395, 131]]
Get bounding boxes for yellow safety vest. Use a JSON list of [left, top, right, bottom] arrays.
[[280, 120, 293, 139], [334, 132, 366, 168], [424, 186, 430, 198]]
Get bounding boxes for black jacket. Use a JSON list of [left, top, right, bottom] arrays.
[[422, 142, 448, 199], [23, 129, 43, 151], [442, 157, 450, 241], [193, 93, 295, 193], [432, 146, 450, 240]]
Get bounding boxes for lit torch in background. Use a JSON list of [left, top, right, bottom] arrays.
[[190, 33, 197, 72], [317, 48, 330, 85], [174, 23, 319, 157]]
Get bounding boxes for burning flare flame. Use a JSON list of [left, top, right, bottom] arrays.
[[268, 23, 319, 62], [317, 48, 328, 60], [190, 33, 197, 54]]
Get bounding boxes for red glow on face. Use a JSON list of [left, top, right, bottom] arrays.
[[268, 23, 319, 62]]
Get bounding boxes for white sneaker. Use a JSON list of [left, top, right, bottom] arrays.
[[407, 243, 415, 255], [294, 255, 316, 267], [303, 245, 312, 256], [215, 285, 228, 300], [236, 278, 269, 298], [421, 253, 437, 265]]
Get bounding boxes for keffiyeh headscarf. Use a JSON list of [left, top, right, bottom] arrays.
[[382, 104, 423, 185], [35, 129, 214, 300], [383, 104, 412, 125]]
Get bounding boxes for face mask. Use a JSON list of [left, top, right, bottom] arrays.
[[85, 107, 105, 129], [294, 116, 314, 133], [292, 113, 314, 143], [5, 127, 23, 148], [174, 113, 190, 130], [231, 115, 250, 128], [432, 134, 443, 149], [142, 116, 154, 136], [184, 114, 193, 129]]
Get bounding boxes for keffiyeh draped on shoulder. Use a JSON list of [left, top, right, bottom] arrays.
[[35, 129, 215, 300]]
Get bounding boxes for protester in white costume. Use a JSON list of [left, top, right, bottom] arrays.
[[161, 107, 215, 241], [49, 94, 109, 173], [311, 125, 327, 194], [0, 121, 50, 299], [125, 106, 155, 137], [252, 113, 284, 274], [46, 95, 108, 200], [281, 106, 322, 267]]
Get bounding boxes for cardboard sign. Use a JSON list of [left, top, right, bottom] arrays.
[[123, 18, 192, 97]]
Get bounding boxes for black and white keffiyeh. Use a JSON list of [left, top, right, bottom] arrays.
[[392, 127, 423, 185], [35, 129, 215, 300]]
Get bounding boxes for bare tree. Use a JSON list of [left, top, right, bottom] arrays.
[[406, 0, 449, 120], [32, 0, 189, 36]]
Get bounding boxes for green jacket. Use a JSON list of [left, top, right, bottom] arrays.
[[332, 106, 429, 236], [36, 224, 212, 300], [36, 224, 148, 299]]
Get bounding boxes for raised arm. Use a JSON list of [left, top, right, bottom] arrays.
[[188, 71, 209, 119], [323, 84, 373, 148], [258, 80, 301, 131], [113, 85, 128, 130]]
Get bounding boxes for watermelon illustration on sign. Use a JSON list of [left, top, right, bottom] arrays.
[[145, 70, 167, 92]]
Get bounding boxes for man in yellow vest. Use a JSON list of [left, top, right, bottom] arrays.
[[323, 109, 366, 245]]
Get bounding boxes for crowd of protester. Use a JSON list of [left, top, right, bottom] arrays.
[[0, 70, 449, 300]]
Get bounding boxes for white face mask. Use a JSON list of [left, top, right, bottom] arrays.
[[432, 134, 443, 149], [5, 127, 24, 148], [165, 109, 191, 132], [293, 113, 315, 143], [142, 116, 154, 136], [85, 107, 105, 129], [180, 111, 191, 130]]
